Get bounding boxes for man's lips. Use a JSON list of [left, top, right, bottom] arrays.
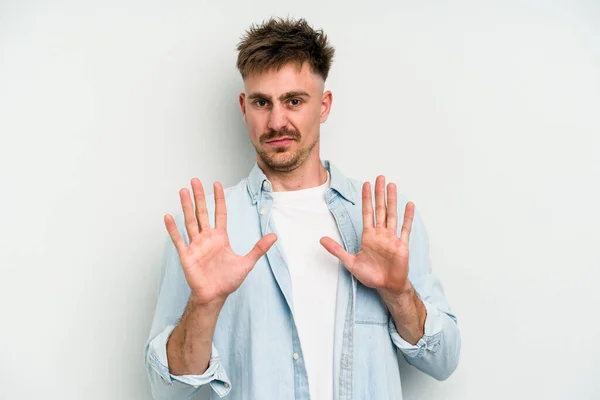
[[266, 138, 294, 146]]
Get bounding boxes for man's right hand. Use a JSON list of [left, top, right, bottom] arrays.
[[164, 178, 277, 306]]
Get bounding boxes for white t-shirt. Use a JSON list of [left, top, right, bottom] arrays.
[[270, 172, 342, 400]]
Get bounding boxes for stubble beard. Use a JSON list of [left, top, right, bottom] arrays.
[[254, 128, 319, 172]]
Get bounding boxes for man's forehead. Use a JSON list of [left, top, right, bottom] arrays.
[[243, 62, 324, 94]]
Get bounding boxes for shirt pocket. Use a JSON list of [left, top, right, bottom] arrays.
[[355, 284, 389, 325]]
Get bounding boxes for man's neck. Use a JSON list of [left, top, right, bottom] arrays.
[[258, 155, 328, 192]]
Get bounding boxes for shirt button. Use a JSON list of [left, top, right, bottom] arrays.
[[292, 352, 299, 360], [259, 209, 265, 215], [263, 181, 270, 190], [224, 382, 230, 389]]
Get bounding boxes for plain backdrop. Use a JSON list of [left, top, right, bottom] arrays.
[[1, 0, 599, 399]]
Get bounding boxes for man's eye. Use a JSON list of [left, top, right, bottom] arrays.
[[289, 99, 301, 106], [255, 100, 268, 107]]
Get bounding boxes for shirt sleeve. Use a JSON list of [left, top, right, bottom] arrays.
[[146, 325, 231, 398], [144, 213, 232, 399], [388, 201, 462, 381]]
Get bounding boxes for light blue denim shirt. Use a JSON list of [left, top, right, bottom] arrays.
[[145, 160, 460, 399]]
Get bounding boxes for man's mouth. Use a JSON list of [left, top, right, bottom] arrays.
[[266, 137, 295, 146]]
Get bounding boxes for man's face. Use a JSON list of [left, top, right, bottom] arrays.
[[239, 62, 332, 172]]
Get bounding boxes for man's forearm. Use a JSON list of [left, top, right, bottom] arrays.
[[166, 295, 224, 376], [380, 284, 427, 345]]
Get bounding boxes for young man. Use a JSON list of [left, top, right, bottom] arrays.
[[145, 18, 460, 400]]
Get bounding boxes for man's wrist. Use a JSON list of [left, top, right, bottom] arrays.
[[379, 284, 417, 314], [379, 284, 427, 345], [189, 293, 226, 315]]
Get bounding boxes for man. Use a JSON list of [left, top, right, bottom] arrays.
[[145, 17, 460, 400]]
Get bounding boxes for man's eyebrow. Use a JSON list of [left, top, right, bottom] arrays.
[[247, 90, 311, 102], [278, 91, 310, 101], [247, 92, 272, 101]]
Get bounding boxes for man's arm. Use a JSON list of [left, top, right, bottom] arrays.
[[166, 295, 223, 376], [380, 284, 426, 345], [385, 203, 461, 381], [320, 177, 460, 381], [144, 217, 232, 400], [145, 180, 276, 399]]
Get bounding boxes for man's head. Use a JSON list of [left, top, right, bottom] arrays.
[[237, 18, 335, 172]]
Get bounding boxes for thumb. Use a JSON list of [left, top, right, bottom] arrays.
[[320, 236, 355, 270], [245, 233, 278, 266]]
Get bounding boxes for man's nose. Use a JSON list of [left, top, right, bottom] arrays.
[[267, 105, 288, 131]]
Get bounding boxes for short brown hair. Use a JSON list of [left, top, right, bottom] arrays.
[[236, 17, 335, 81]]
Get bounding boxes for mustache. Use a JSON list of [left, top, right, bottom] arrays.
[[260, 127, 301, 144]]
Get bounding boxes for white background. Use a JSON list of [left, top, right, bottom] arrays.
[[1, 0, 599, 399]]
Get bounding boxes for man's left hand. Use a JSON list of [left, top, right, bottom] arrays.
[[320, 175, 414, 299]]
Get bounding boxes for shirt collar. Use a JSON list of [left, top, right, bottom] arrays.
[[246, 159, 355, 205]]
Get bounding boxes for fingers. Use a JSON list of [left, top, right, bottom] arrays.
[[387, 182, 398, 233], [164, 214, 186, 253], [245, 233, 278, 267], [180, 187, 199, 242], [362, 182, 374, 229], [191, 178, 210, 232], [214, 182, 227, 230], [320, 236, 356, 270], [400, 202, 415, 244], [375, 175, 386, 228]]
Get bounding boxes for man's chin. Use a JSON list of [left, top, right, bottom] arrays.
[[260, 153, 301, 172]]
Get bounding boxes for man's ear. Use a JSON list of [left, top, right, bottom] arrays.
[[320, 90, 333, 123], [239, 93, 247, 123]]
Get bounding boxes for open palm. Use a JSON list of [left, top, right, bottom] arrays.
[[320, 176, 414, 296], [164, 178, 277, 305]]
